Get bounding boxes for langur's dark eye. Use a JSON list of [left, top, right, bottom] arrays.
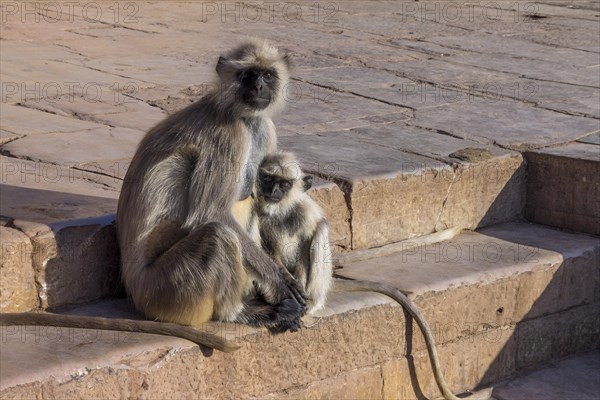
[[263, 72, 274, 82], [280, 181, 292, 191]]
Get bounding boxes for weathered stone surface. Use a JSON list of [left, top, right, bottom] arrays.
[[411, 99, 600, 150], [280, 131, 453, 248], [382, 326, 515, 400], [0, 215, 121, 310], [21, 95, 167, 132], [428, 34, 597, 68], [275, 81, 407, 134], [338, 223, 600, 329], [295, 65, 466, 110], [0, 104, 103, 136], [0, 226, 38, 312], [578, 132, 600, 145], [435, 154, 526, 231], [526, 143, 600, 235], [10, 220, 56, 308], [1, 126, 145, 165], [0, 130, 21, 145], [0, 292, 405, 398], [263, 365, 384, 400], [494, 351, 600, 400], [28, 221, 121, 308], [513, 303, 600, 374], [0, 156, 119, 225]]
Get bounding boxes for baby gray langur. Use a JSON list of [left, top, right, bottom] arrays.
[[251, 151, 332, 314]]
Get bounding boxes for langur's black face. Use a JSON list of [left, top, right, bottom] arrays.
[[258, 171, 313, 203], [238, 67, 278, 110], [258, 171, 292, 203]]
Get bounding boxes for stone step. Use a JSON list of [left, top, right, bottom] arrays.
[[525, 137, 600, 236], [1, 222, 598, 399], [0, 136, 525, 311]]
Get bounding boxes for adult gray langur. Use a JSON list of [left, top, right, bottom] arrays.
[[1, 42, 306, 352], [116, 40, 307, 334]]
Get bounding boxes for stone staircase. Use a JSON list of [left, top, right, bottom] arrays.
[[1, 1, 599, 397], [1, 133, 598, 399]]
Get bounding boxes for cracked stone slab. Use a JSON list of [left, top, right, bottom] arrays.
[[296, 65, 468, 110], [526, 142, 600, 235], [319, 9, 471, 40], [274, 81, 406, 134], [578, 131, 600, 145], [427, 34, 598, 67], [368, 54, 600, 118], [451, 52, 599, 87], [500, 78, 600, 118], [0, 104, 104, 136], [350, 122, 515, 163], [20, 95, 168, 132], [510, 22, 600, 53], [1, 53, 152, 102], [410, 99, 600, 150], [0, 156, 120, 225], [1, 126, 145, 165], [0, 130, 22, 145]]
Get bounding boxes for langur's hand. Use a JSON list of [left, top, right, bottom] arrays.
[[280, 268, 308, 313]]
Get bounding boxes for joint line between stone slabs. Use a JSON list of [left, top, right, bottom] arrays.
[[290, 77, 416, 112]]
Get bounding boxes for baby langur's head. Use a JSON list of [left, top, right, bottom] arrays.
[[257, 152, 313, 213]]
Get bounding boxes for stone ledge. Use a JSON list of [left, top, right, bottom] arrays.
[[0, 216, 121, 312], [1, 222, 598, 399]]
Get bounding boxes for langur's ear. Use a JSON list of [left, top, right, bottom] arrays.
[[216, 56, 228, 79], [302, 175, 313, 192]]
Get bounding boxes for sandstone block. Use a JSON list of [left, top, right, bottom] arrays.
[[263, 366, 383, 400], [41, 223, 121, 308]]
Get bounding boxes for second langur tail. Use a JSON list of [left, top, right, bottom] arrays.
[[333, 278, 493, 400], [0, 312, 240, 353]]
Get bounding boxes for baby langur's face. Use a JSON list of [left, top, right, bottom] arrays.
[[257, 170, 293, 203]]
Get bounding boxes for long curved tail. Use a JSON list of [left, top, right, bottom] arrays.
[[333, 278, 492, 400]]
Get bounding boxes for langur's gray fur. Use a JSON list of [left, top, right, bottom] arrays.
[[117, 41, 306, 333]]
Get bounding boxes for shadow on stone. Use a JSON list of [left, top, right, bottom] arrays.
[[474, 226, 600, 396]]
